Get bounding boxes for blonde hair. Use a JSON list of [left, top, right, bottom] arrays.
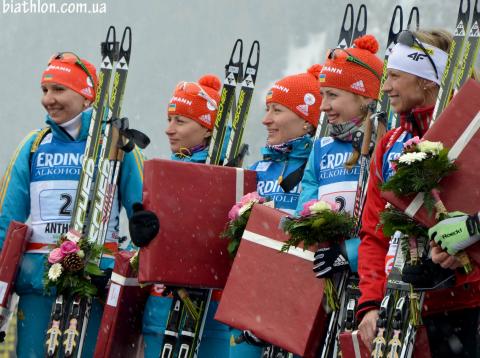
[[413, 29, 452, 53]]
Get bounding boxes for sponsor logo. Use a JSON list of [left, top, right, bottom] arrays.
[[351, 80, 365, 92], [296, 104, 309, 116], [171, 96, 192, 106], [46, 65, 72, 73], [206, 101, 216, 111], [266, 89, 273, 100], [199, 114, 211, 125], [322, 66, 342, 75], [319, 73, 326, 82], [304, 93, 315, 105], [407, 52, 429, 61], [440, 228, 463, 239], [168, 103, 176, 112], [271, 84, 289, 93], [37, 152, 83, 168]]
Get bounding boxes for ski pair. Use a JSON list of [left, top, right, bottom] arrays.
[[44, 26, 139, 358], [315, 3, 367, 139], [159, 39, 260, 358], [208, 38, 261, 167], [371, 1, 480, 357]]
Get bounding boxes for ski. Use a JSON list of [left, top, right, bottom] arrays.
[[316, 3, 367, 139], [223, 40, 260, 167], [45, 26, 118, 358], [432, 0, 471, 121], [45, 25, 140, 358], [207, 39, 243, 166]]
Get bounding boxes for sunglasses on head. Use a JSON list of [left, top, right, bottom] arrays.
[[328, 48, 381, 81], [48, 52, 95, 88], [395, 30, 439, 80], [176, 81, 218, 110]]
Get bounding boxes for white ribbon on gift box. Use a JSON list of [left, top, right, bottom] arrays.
[[242, 230, 315, 261], [111, 272, 139, 287], [405, 111, 480, 218], [236, 168, 244, 202]]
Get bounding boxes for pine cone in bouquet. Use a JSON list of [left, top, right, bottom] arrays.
[[63, 253, 84, 272]]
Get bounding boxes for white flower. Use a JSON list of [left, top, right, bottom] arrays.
[[417, 140, 443, 155], [309, 201, 333, 214], [398, 152, 427, 165], [48, 263, 63, 281], [77, 250, 85, 258], [66, 231, 81, 243], [238, 202, 254, 217]]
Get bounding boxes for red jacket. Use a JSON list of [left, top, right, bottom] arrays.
[[356, 107, 480, 320]]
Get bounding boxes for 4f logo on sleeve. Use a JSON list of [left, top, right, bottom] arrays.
[[407, 52, 428, 61]]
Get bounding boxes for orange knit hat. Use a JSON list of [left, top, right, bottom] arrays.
[[319, 35, 383, 99], [41, 53, 98, 101], [167, 75, 221, 130], [266, 64, 323, 128]]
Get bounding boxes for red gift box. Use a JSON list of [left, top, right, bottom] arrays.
[[339, 328, 431, 358], [94, 251, 148, 358], [381, 79, 480, 228], [214, 204, 327, 357], [139, 159, 257, 288], [0, 221, 30, 335], [339, 331, 369, 358]]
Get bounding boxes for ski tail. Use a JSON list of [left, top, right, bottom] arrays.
[[160, 293, 185, 358], [207, 39, 243, 165], [406, 6, 420, 30], [432, 0, 471, 121], [315, 3, 367, 138], [223, 40, 260, 165], [379, 5, 404, 130]]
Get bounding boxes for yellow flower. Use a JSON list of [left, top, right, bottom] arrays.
[[309, 201, 333, 214], [417, 140, 443, 155]]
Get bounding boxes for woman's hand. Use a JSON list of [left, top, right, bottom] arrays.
[[358, 309, 379, 350], [430, 241, 461, 270]]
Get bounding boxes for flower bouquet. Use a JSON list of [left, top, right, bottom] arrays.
[[281, 199, 355, 310], [44, 231, 107, 298], [221, 192, 270, 257], [380, 136, 473, 271]]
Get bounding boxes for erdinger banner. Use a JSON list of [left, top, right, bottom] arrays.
[[94, 251, 148, 358], [215, 204, 327, 357], [0, 221, 30, 341], [139, 159, 257, 288]]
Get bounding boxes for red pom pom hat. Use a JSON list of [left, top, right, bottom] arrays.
[[167, 74, 222, 130], [319, 35, 383, 100], [266, 64, 323, 128]]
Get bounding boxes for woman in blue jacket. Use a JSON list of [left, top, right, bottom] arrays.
[[0, 53, 144, 357], [141, 74, 243, 358], [251, 64, 322, 215], [295, 35, 383, 282]]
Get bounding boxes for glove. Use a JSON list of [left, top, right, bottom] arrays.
[[313, 243, 349, 278], [236, 330, 268, 347], [428, 212, 480, 255], [402, 258, 455, 290], [91, 268, 113, 299], [129, 202, 160, 247]]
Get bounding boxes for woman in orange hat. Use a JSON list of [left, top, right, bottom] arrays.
[[0, 52, 144, 357]]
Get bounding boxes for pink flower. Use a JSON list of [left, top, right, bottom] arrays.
[[403, 136, 421, 150], [60, 240, 79, 255], [228, 204, 242, 221], [239, 192, 264, 206], [48, 248, 65, 264], [300, 199, 318, 216]]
